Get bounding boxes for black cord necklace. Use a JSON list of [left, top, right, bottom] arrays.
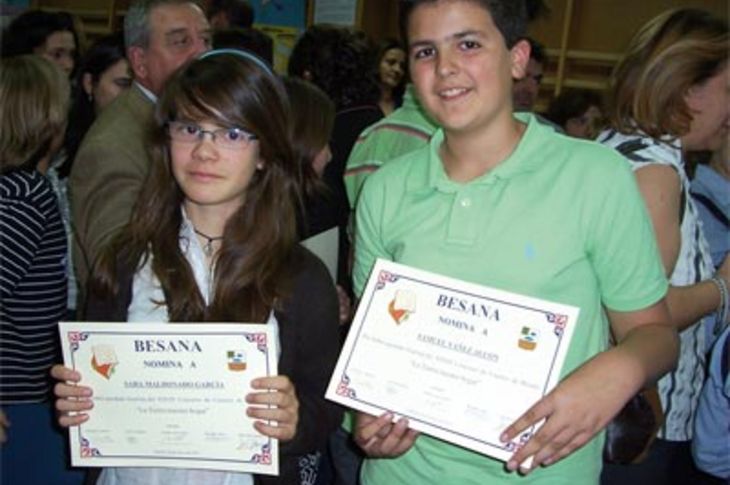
[[193, 228, 223, 257]]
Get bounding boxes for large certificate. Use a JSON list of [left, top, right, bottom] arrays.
[[58, 322, 279, 475], [326, 259, 579, 465]]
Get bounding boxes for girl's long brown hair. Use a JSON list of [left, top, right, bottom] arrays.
[[91, 52, 300, 323]]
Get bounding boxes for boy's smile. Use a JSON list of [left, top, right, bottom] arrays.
[[407, 0, 528, 137]]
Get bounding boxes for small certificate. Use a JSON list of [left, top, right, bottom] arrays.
[[326, 259, 579, 465], [58, 322, 279, 475]]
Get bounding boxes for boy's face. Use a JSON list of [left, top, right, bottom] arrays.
[[407, 0, 528, 135]]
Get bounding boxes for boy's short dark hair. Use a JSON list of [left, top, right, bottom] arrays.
[[398, 0, 527, 48]]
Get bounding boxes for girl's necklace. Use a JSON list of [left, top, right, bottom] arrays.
[[193, 228, 223, 257]]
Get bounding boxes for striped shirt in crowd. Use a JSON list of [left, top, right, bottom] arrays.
[[0, 170, 67, 404], [599, 129, 714, 442]]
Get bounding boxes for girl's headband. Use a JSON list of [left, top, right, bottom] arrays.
[[198, 48, 273, 75]]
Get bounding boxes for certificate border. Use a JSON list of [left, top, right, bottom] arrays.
[[63, 328, 275, 469], [334, 268, 572, 455]]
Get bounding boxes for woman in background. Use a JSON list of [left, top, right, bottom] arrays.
[[0, 55, 83, 485], [1, 10, 80, 77], [599, 8, 729, 485], [47, 33, 132, 319], [283, 76, 335, 237], [62, 32, 131, 174], [51, 50, 342, 485], [375, 39, 406, 116]]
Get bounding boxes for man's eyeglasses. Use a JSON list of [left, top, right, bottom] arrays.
[[167, 121, 258, 150]]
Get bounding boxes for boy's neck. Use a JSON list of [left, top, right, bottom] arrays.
[[440, 116, 526, 183]]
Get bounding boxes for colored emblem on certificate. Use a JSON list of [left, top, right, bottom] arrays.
[[58, 322, 279, 475], [325, 259, 579, 466]]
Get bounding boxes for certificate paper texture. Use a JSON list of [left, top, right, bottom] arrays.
[[58, 322, 279, 475], [326, 259, 579, 464]]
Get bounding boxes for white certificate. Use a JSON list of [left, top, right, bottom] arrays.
[[58, 322, 279, 475], [325, 259, 579, 465]]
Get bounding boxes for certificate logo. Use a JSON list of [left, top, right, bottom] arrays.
[[227, 350, 247, 371], [518, 327, 539, 351], [91, 344, 118, 379], [388, 289, 416, 324]]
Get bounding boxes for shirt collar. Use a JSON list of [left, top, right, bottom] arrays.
[[134, 81, 158, 103], [406, 113, 547, 194]]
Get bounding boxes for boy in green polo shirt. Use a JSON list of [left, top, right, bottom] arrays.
[[350, 1, 680, 483]]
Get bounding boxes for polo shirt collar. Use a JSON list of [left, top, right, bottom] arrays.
[[406, 113, 547, 194]]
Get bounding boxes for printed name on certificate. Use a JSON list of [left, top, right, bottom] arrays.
[[325, 259, 579, 465]]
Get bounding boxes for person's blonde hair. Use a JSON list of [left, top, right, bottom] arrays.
[[0, 55, 70, 173], [608, 8, 728, 139]]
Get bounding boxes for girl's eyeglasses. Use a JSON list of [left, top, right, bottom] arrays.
[[167, 121, 258, 150]]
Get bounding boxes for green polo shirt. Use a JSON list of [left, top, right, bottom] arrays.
[[344, 85, 438, 209], [353, 114, 668, 484]]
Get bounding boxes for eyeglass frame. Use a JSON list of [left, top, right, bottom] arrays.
[[166, 120, 258, 150]]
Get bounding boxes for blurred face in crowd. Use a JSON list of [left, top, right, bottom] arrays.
[[83, 59, 133, 113], [35, 30, 76, 75], [512, 57, 543, 112], [681, 64, 729, 152], [565, 105, 603, 139], [129, 2, 211, 95], [379, 47, 406, 89]]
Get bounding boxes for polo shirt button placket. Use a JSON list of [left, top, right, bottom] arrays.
[[447, 192, 479, 245]]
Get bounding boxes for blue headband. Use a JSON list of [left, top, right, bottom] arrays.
[[198, 48, 273, 75]]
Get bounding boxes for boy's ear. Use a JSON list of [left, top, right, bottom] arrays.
[[509, 39, 531, 80]]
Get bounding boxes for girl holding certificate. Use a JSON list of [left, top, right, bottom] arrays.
[[52, 50, 343, 484]]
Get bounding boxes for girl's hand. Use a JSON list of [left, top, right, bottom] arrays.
[[246, 376, 299, 441], [354, 411, 419, 458], [500, 351, 637, 473], [50, 364, 93, 427]]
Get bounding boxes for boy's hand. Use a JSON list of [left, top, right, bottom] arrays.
[[355, 411, 419, 458], [500, 351, 637, 473]]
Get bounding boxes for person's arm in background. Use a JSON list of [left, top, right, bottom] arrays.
[[634, 164, 730, 331]]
